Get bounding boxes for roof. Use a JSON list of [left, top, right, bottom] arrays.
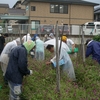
[[94, 9, 100, 14], [22, 0, 99, 6], [0, 4, 9, 8], [0, 15, 29, 20], [8, 8, 26, 15], [12, 1, 21, 8], [94, 6, 100, 14]]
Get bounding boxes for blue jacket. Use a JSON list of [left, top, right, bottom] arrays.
[[5, 45, 30, 84], [86, 40, 100, 64]]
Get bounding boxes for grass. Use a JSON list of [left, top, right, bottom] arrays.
[[0, 51, 100, 100]]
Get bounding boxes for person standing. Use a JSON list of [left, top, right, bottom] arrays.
[[22, 33, 31, 43], [5, 40, 35, 100], [35, 36, 44, 60]]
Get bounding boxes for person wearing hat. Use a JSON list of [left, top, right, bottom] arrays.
[[85, 39, 100, 64], [31, 33, 38, 41], [5, 40, 35, 100], [61, 36, 75, 52], [0, 38, 21, 79]]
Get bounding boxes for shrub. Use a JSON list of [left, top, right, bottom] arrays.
[[93, 35, 100, 42]]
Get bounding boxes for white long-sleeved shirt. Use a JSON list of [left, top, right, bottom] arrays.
[[22, 34, 31, 43]]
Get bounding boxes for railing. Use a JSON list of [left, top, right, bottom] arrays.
[[0, 23, 99, 36]]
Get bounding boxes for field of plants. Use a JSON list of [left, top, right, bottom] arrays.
[[0, 50, 100, 100]]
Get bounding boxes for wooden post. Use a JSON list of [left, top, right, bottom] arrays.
[[59, 24, 64, 54], [81, 25, 85, 67], [19, 25, 22, 44], [78, 25, 82, 62], [55, 21, 60, 93]]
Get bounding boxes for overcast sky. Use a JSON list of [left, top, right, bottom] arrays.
[[0, 0, 100, 8]]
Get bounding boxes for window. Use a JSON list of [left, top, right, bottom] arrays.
[[86, 23, 95, 29], [50, 4, 54, 13], [63, 5, 68, 14], [20, 24, 28, 31], [31, 6, 36, 11], [60, 5, 64, 13], [98, 14, 100, 19], [50, 4, 68, 14], [26, 6, 29, 11], [54, 4, 59, 13], [31, 20, 40, 30], [97, 24, 100, 29]]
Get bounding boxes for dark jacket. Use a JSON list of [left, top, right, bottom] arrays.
[[5, 45, 30, 84], [0, 36, 5, 54], [86, 40, 100, 64]]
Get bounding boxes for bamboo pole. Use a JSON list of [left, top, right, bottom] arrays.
[[59, 24, 64, 54], [19, 25, 22, 44], [81, 25, 85, 67]]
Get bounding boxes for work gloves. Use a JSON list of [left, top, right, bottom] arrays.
[[30, 70, 33, 75]]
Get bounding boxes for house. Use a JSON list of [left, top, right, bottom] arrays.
[[94, 6, 100, 21], [0, 4, 9, 15], [0, 0, 99, 34], [20, 0, 99, 31], [0, 2, 27, 33], [8, 8, 26, 24], [0, 4, 9, 23]]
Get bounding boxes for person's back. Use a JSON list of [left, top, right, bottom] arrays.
[[5, 45, 29, 83], [1, 40, 17, 55], [67, 38, 75, 49], [5, 40, 35, 100], [22, 33, 31, 43], [59, 46, 76, 81], [52, 41, 75, 80], [0, 38, 20, 77], [36, 39, 44, 52], [0, 40, 16, 64], [45, 42, 76, 81], [86, 40, 100, 63], [61, 36, 75, 51], [35, 37, 44, 60]]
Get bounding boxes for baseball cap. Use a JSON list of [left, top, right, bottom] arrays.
[[85, 39, 91, 45]]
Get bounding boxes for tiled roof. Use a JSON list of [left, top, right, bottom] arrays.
[[0, 4, 9, 8], [8, 8, 26, 15], [94, 6, 100, 14], [94, 9, 100, 14]]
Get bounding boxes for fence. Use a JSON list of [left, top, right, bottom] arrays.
[[0, 23, 95, 43], [0, 23, 82, 35], [0, 23, 98, 35]]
